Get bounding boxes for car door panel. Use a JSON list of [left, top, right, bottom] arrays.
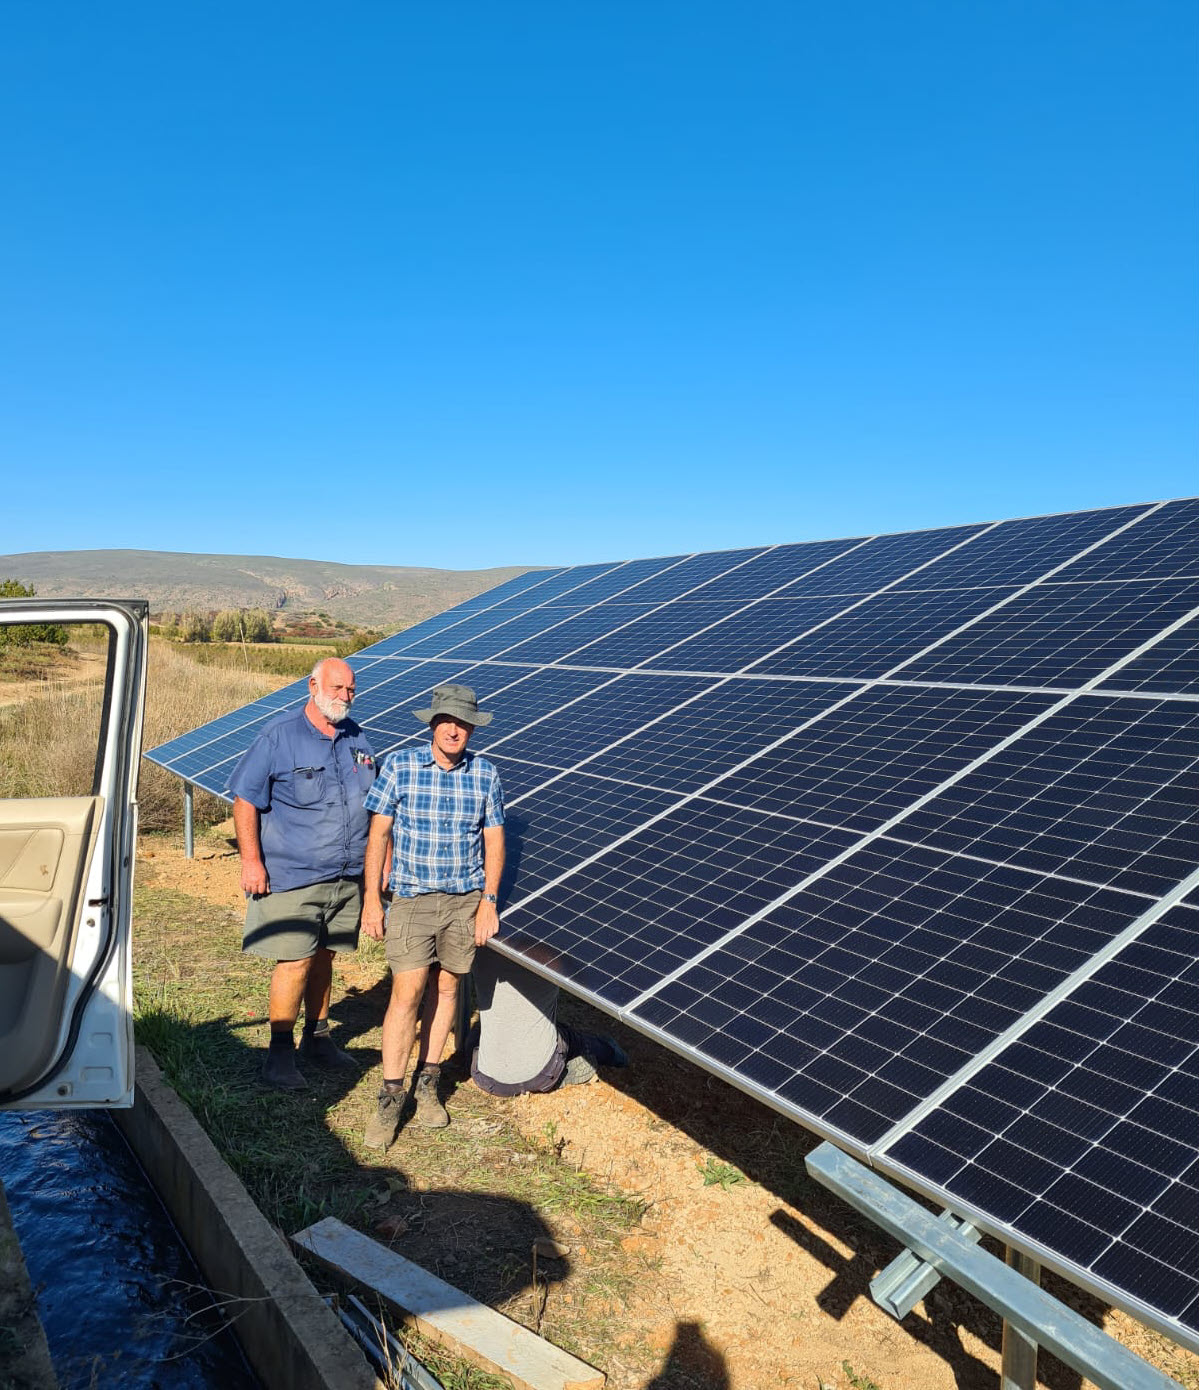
[[0, 798, 100, 1091]]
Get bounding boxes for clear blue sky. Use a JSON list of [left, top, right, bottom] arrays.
[[0, 2, 1193, 569]]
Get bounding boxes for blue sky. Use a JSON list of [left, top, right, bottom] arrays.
[[0, 2, 1193, 569]]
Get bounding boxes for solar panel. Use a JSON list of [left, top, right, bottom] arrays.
[[145, 497, 1200, 1350]]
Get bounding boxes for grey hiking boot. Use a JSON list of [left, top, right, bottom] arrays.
[[365, 1088, 405, 1150], [298, 1030, 359, 1071], [560, 1053, 597, 1087], [413, 1069, 449, 1128], [262, 1046, 308, 1091]]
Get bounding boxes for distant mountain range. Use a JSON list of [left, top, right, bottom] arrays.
[[0, 549, 538, 631]]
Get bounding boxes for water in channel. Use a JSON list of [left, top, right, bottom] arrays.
[[0, 1108, 260, 1389]]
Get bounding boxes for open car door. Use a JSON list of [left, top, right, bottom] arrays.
[[0, 598, 147, 1109]]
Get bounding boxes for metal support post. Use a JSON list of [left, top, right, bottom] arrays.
[[1002, 1247, 1042, 1390], [183, 782, 194, 859]]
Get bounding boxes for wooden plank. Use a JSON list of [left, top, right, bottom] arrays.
[[293, 1216, 605, 1390]]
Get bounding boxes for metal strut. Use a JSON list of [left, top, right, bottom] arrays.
[[804, 1142, 1183, 1390]]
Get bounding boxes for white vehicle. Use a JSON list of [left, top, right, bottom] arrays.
[[0, 599, 146, 1109]]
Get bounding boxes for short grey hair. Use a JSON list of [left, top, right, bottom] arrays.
[[310, 656, 336, 683]]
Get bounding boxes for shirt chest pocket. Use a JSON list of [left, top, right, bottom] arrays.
[[281, 765, 327, 806]]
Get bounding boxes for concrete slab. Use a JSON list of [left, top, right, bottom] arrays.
[[0, 1177, 57, 1390], [113, 1045, 379, 1390], [296, 1216, 605, 1390]]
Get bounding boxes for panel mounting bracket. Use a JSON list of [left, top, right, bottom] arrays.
[[805, 1142, 1184, 1390], [870, 1208, 981, 1319]]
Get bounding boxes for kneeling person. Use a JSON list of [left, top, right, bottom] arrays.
[[361, 684, 505, 1147], [471, 948, 628, 1095]]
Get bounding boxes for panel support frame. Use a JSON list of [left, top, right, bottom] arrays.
[[183, 781, 194, 859], [805, 1141, 1184, 1390]]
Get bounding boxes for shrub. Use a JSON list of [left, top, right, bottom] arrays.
[[177, 611, 211, 643], [0, 578, 69, 647]]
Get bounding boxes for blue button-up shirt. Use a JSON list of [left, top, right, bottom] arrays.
[[228, 706, 376, 893], [364, 744, 504, 897]]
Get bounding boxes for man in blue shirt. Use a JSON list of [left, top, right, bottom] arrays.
[[361, 683, 504, 1146], [230, 657, 376, 1089]]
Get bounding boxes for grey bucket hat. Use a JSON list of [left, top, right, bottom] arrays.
[[414, 683, 493, 728]]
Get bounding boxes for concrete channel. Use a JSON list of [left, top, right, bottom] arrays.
[[106, 1045, 379, 1390]]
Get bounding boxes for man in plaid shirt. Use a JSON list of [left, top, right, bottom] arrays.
[[360, 684, 504, 1145]]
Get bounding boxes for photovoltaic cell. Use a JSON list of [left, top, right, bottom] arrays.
[[490, 672, 718, 772], [706, 684, 1054, 832], [745, 586, 1015, 679], [501, 804, 858, 1008], [507, 561, 624, 602], [439, 567, 566, 610], [500, 775, 680, 901], [882, 898, 1199, 1334], [577, 678, 857, 794], [1094, 614, 1199, 697], [898, 578, 1198, 689], [385, 601, 560, 657], [143, 497, 1199, 1347], [630, 839, 1153, 1147], [613, 546, 770, 603], [485, 603, 663, 665], [1051, 498, 1200, 583], [436, 605, 601, 661], [557, 553, 690, 603], [781, 523, 988, 597], [890, 696, 1198, 897], [677, 537, 866, 602], [563, 600, 757, 668], [907, 504, 1151, 590], [647, 595, 861, 673]]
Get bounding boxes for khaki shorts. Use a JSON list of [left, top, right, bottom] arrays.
[[385, 891, 481, 975], [243, 878, 362, 961]]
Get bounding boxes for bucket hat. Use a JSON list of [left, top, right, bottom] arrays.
[[413, 683, 493, 728]]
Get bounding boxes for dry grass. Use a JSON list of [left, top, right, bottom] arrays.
[[137, 640, 287, 830], [170, 642, 336, 678], [0, 637, 290, 830], [0, 678, 106, 799]]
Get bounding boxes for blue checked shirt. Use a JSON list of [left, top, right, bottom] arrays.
[[363, 744, 504, 897]]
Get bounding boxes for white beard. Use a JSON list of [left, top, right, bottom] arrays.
[[314, 693, 350, 724]]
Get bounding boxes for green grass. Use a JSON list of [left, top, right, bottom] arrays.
[[697, 1157, 746, 1191], [841, 1361, 885, 1390]]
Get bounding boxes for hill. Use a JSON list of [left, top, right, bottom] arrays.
[[0, 550, 538, 631]]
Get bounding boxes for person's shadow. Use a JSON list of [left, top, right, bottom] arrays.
[[644, 1321, 730, 1389]]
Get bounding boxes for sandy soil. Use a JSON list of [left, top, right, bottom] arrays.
[[140, 831, 1198, 1390]]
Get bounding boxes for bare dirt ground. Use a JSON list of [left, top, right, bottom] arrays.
[[140, 831, 1198, 1390], [0, 649, 105, 708]]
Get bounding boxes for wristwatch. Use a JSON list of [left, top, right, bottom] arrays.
[[482, 893, 498, 905]]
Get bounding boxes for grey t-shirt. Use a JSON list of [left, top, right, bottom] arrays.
[[472, 949, 560, 1086]]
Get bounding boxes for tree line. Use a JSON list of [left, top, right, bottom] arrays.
[[156, 609, 277, 643]]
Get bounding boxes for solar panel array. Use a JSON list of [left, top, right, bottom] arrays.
[[147, 498, 1200, 1348]]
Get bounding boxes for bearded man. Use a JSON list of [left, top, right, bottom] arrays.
[[230, 657, 377, 1089]]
